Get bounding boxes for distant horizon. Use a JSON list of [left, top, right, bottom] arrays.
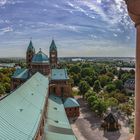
[[0, 56, 135, 59]]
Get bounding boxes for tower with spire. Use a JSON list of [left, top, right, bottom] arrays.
[[26, 40, 35, 69], [49, 39, 58, 68]]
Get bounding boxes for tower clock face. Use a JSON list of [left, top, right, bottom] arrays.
[[51, 54, 55, 57]]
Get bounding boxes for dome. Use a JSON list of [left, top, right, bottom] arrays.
[[32, 49, 49, 63], [64, 98, 80, 108]]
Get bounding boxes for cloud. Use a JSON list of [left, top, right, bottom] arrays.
[[0, 0, 136, 57], [0, 0, 6, 6], [34, 22, 80, 33], [67, 1, 96, 19], [0, 27, 13, 33], [70, 0, 132, 29], [113, 33, 118, 37]]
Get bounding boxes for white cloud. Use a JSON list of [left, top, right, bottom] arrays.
[[69, 0, 132, 29], [113, 33, 118, 37], [0, 27, 13, 33], [67, 1, 96, 19], [97, 0, 101, 4], [0, 0, 6, 6], [36, 22, 80, 33]]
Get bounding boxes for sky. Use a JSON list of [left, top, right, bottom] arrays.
[[0, 0, 136, 57]]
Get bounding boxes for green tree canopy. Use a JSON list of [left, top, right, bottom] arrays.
[[69, 65, 81, 74], [78, 81, 90, 98], [81, 68, 93, 78], [0, 85, 5, 95], [107, 97, 118, 107], [93, 80, 102, 93], [98, 75, 111, 87], [91, 99, 108, 117], [85, 89, 95, 99], [105, 83, 116, 93], [113, 79, 123, 91]]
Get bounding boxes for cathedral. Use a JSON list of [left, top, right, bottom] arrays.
[[11, 39, 58, 89], [11, 39, 74, 98], [0, 40, 80, 140]]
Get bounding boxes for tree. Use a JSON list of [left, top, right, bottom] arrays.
[[78, 81, 90, 98], [98, 75, 111, 87], [84, 76, 93, 86], [69, 65, 81, 74], [119, 104, 133, 120], [0, 85, 5, 95], [91, 99, 107, 117], [72, 74, 80, 86], [121, 73, 133, 83], [113, 79, 123, 91], [105, 83, 116, 93], [69, 76, 74, 87], [100, 66, 107, 74], [80, 68, 93, 78], [3, 82, 11, 93], [112, 92, 129, 103], [87, 94, 98, 105], [85, 90, 95, 100], [106, 72, 114, 80], [111, 67, 118, 75], [107, 97, 118, 107], [93, 80, 102, 93], [2, 76, 11, 83]]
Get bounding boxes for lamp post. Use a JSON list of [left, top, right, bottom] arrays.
[[125, 1, 140, 140]]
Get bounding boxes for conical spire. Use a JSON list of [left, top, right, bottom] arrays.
[[50, 39, 57, 52], [27, 40, 35, 53]]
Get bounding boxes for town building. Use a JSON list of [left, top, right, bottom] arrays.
[[124, 79, 135, 94], [101, 112, 121, 131], [0, 40, 80, 140]]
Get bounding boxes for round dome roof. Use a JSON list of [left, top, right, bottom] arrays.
[[64, 98, 79, 108], [32, 49, 49, 63]]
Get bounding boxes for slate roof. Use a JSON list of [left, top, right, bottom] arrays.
[[64, 98, 80, 108], [32, 49, 49, 63], [0, 72, 49, 140], [104, 113, 118, 124], [50, 40, 57, 52], [45, 94, 77, 140], [12, 68, 29, 80], [124, 79, 135, 90], [51, 69, 69, 81]]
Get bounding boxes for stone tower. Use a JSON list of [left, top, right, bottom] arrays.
[[26, 40, 35, 69], [49, 40, 58, 68], [125, 0, 140, 140]]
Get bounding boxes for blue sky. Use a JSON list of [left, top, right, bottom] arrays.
[[0, 0, 136, 57]]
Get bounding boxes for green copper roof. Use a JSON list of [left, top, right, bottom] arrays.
[[45, 94, 77, 140], [51, 69, 69, 81], [27, 40, 35, 52], [50, 40, 57, 52], [64, 98, 80, 108], [12, 68, 29, 79], [0, 72, 49, 140], [32, 49, 49, 63]]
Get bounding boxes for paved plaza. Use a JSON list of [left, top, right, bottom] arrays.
[[70, 96, 133, 140]]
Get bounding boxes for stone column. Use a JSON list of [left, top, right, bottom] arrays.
[[125, 1, 140, 140]]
